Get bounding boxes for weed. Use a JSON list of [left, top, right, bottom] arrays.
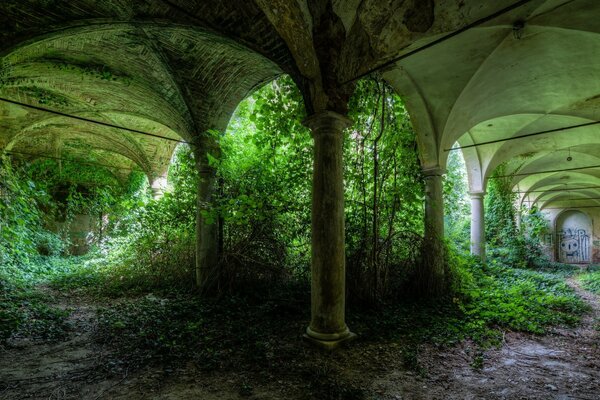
[[580, 270, 600, 294], [471, 351, 484, 371]]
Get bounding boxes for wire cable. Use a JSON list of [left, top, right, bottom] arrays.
[[0, 96, 189, 144]]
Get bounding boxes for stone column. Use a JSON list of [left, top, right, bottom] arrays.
[[303, 111, 355, 349], [421, 168, 446, 295], [150, 175, 168, 200], [194, 136, 220, 292], [423, 168, 445, 241], [470, 191, 486, 260]]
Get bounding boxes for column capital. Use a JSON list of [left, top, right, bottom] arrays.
[[469, 191, 486, 199], [303, 111, 353, 134], [422, 167, 445, 177]]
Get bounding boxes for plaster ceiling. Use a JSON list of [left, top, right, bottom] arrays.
[[383, 0, 600, 210]]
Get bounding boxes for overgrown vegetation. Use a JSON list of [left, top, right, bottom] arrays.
[[0, 75, 593, 396], [485, 165, 552, 269], [443, 150, 470, 251], [580, 269, 600, 294]]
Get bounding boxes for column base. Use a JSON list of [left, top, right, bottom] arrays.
[[303, 327, 357, 350]]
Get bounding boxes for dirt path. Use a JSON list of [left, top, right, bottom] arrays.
[[0, 292, 252, 400], [373, 278, 600, 400], [1, 280, 599, 400], [0, 292, 122, 400]]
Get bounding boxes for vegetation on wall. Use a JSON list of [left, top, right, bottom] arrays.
[[484, 164, 549, 268], [18, 86, 71, 107], [485, 164, 518, 249], [0, 158, 51, 269]]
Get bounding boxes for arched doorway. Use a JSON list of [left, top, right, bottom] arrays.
[[556, 210, 592, 264]]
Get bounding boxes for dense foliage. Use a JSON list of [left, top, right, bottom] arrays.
[[198, 76, 425, 301], [214, 76, 312, 287], [0, 159, 50, 268], [95, 145, 198, 293], [0, 76, 593, 387], [443, 150, 470, 250], [580, 269, 600, 294], [484, 164, 549, 268], [345, 79, 424, 303]]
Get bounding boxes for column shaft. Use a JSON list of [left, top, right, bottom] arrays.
[[303, 111, 355, 349], [421, 169, 446, 295], [194, 137, 220, 291], [424, 170, 444, 241], [470, 192, 486, 259]]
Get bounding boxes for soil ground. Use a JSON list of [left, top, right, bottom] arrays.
[[1, 279, 598, 400]]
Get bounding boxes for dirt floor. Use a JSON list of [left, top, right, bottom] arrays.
[[1, 279, 598, 400]]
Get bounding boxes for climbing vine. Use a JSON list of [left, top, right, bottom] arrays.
[[485, 164, 518, 248], [485, 164, 548, 267]]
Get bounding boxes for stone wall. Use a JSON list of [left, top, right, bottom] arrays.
[[541, 208, 600, 264], [50, 214, 97, 256]]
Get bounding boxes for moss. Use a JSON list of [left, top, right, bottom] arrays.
[[19, 86, 70, 107], [48, 59, 132, 85]]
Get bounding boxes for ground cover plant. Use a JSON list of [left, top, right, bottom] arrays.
[[580, 268, 600, 294], [28, 248, 584, 378], [0, 257, 74, 344]]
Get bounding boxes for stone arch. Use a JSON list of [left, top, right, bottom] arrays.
[[383, 69, 439, 169]]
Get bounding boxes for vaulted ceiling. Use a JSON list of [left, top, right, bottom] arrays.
[[0, 0, 598, 208], [383, 0, 600, 211]]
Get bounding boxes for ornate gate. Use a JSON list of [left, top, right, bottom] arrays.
[[558, 228, 590, 263]]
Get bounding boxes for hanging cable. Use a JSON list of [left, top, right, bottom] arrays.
[[546, 196, 600, 202], [514, 185, 600, 194], [0, 96, 189, 144], [342, 0, 534, 85], [544, 205, 600, 210], [491, 163, 600, 178], [446, 120, 600, 152], [2, 149, 140, 172]]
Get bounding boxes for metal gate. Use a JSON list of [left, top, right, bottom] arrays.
[[558, 228, 590, 263]]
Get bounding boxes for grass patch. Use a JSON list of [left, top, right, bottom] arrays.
[[351, 261, 588, 352], [580, 270, 600, 294], [48, 250, 194, 298], [2, 252, 589, 387], [88, 258, 589, 379], [0, 274, 71, 344]]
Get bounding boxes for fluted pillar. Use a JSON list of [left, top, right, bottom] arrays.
[[470, 191, 486, 260], [303, 111, 355, 349]]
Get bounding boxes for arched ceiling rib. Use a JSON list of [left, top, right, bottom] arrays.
[[456, 133, 484, 193], [1, 0, 599, 205], [383, 0, 600, 212], [0, 19, 285, 181], [384, 0, 599, 155]]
